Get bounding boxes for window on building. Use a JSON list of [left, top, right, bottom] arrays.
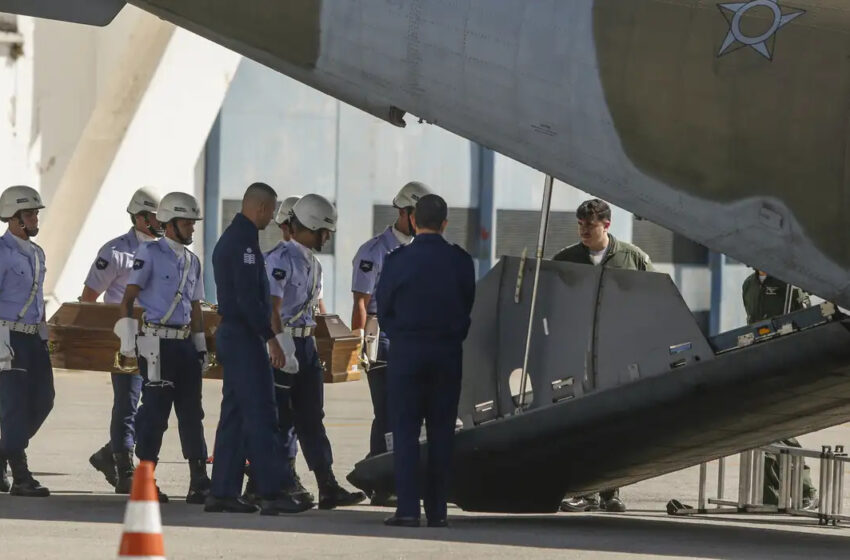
[[632, 219, 708, 265], [495, 210, 578, 259]]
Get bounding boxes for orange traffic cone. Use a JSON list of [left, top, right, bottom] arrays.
[[118, 460, 165, 559]]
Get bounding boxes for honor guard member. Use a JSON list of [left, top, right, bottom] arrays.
[[206, 183, 311, 515], [114, 192, 211, 504], [555, 199, 653, 514], [351, 181, 430, 506], [266, 193, 365, 510], [84, 188, 162, 493], [742, 270, 817, 508], [0, 185, 53, 497], [378, 194, 476, 528]]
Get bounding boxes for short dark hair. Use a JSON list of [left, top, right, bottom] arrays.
[[414, 194, 447, 230], [243, 182, 277, 204], [576, 199, 611, 223]]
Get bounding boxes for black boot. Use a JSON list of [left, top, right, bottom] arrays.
[[89, 443, 117, 488], [259, 494, 313, 515], [0, 452, 10, 493], [8, 452, 50, 497], [316, 469, 366, 510], [241, 470, 259, 505], [113, 451, 135, 494], [205, 495, 259, 513], [186, 459, 212, 504], [286, 458, 315, 505]]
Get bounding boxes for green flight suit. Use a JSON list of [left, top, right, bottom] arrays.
[[553, 234, 655, 271], [741, 272, 816, 505], [553, 234, 653, 504]]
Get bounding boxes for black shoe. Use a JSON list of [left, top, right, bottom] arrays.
[[8, 453, 49, 497], [260, 495, 313, 515], [316, 469, 367, 510], [601, 496, 626, 513], [0, 456, 10, 493], [204, 496, 260, 513], [155, 484, 169, 504], [89, 443, 117, 488], [384, 515, 420, 527], [286, 458, 315, 505], [427, 518, 449, 528], [370, 491, 398, 507], [186, 459, 212, 505], [560, 495, 600, 513], [113, 451, 135, 495]]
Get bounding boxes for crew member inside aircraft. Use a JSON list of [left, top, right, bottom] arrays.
[[742, 270, 817, 508], [555, 198, 653, 514], [0, 185, 53, 497], [83, 188, 162, 494], [206, 182, 311, 516], [114, 192, 210, 504], [351, 181, 431, 507], [264, 193, 366, 510], [378, 194, 476, 528]]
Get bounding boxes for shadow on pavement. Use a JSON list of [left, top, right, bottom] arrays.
[[0, 494, 848, 559]]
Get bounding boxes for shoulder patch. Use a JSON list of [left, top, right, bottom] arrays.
[[272, 268, 286, 281], [359, 260, 374, 273], [95, 257, 109, 270], [133, 259, 145, 270]]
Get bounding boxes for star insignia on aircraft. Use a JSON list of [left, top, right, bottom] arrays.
[[717, 0, 804, 61]]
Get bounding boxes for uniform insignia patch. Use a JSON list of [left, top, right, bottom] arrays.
[[244, 252, 256, 265], [360, 260, 374, 273], [273, 268, 286, 281], [765, 286, 778, 296], [95, 257, 109, 270], [133, 259, 145, 270]]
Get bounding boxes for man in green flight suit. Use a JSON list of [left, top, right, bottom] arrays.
[[555, 199, 653, 513], [742, 270, 817, 508]]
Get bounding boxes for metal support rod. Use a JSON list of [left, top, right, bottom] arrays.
[[718, 457, 726, 500], [738, 451, 749, 509], [779, 452, 790, 511], [795, 456, 804, 511], [832, 455, 841, 518], [783, 283, 794, 315], [518, 174, 554, 410], [819, 451, 828, 519], [698, 462, 707, 511], [839, 459, 845, 516]]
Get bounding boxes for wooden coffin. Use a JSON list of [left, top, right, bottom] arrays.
[[47, 302, 223, 379], [47, 304, 363, 383], [315, 314, 363, 383]]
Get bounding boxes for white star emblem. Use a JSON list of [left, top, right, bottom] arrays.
[[717, 0, 804, 60]]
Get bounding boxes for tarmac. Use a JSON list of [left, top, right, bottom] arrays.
[[1, 369, 849, 559]]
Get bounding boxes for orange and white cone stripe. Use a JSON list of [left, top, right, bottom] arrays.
[[118, 460, 165, 560]]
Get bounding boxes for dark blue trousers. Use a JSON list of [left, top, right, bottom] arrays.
[[135, 338, 207, 463], [211, 322, 291, 498], [110, 372, 142, 452], [388, 340, 462, 521], [366, 336, 390, 457], [274, 336, 333, 473], [0, 332, 54, 455]]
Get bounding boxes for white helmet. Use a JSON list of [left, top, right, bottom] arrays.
[[127, 187, 160, 215], [292, 194, 337, 232], [0, 185, 45, 219], [275, 195, 301, 225], [393, 181, 431, 209], [156, 192, 202, 223]]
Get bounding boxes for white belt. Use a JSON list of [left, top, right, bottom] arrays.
[[284, 326, 314, 338], [142, 323, 190, 340], [0, 320, 39, 335]]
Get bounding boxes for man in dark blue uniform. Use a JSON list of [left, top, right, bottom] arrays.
[[377, 194, 476, 528], [205, 182, 311, 516]]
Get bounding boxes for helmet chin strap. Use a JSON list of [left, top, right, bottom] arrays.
[[406, 213, 416, 238], [143, 214, 163, 238], [171, 219, 192, 245], [16, 215, 37, 238]]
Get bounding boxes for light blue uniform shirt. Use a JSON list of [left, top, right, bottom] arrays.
[[265, 240, 322, 329], [351, 226, 404, 315], [127, 238, 204, 326], [0, 230, 46, 324], [84, 228, 144, 304]]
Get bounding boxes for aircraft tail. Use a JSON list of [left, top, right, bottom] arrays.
[[0, 0, 125, 26]]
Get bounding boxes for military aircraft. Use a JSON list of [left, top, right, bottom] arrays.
[[4, 0, 850, 513]]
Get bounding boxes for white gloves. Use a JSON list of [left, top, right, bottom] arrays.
[[113, 317, 139, 357], [193, 332, 210, 371], [0, 325, 12, 371], [276, 332, 299, 374]]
